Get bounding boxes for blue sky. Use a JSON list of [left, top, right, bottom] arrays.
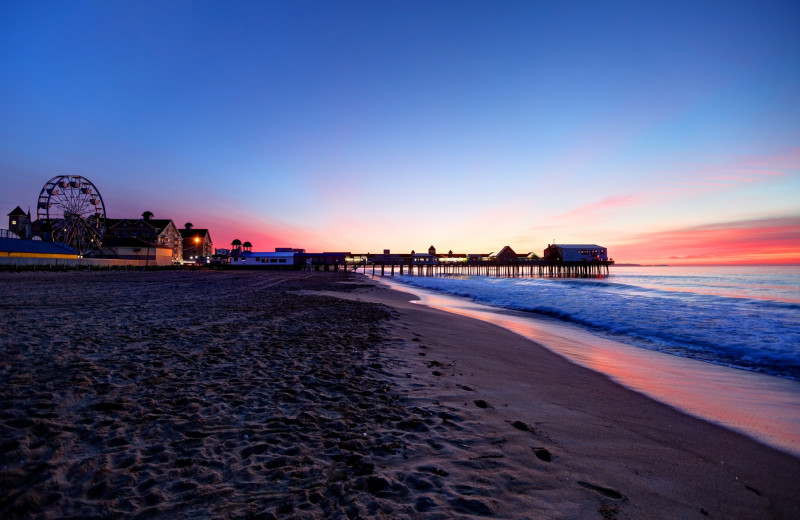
[[1, 1, 798, 263]]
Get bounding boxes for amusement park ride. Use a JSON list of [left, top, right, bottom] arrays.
[[36, 175, 106, 256]]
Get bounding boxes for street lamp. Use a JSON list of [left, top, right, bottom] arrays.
[[183, 236, 203, 265]]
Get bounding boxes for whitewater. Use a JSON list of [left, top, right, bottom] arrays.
[[372, 264, 800, 456], [389, 265, 800, 381]]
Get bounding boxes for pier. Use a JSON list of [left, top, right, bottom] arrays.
[[352, 257, 612, 278], [305, 245, 614, 278]]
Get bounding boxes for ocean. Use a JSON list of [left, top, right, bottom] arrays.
[[373, 264, 800, 455], [388, 265, 800, 381]]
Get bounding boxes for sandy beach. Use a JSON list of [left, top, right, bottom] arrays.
[[1, 270, 798, 519]]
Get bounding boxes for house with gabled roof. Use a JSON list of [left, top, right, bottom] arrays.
[[179, 222, 213, 264], [488, 245, 519, 263], [105, 211, 183, 263], [6, 206, 30, 239]]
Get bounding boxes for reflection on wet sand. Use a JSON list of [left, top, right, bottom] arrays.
[[381, 278, 800, 457]]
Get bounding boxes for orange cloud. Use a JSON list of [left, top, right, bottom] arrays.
[[611, 216, 800, 265]]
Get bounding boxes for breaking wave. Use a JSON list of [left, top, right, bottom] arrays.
[[393, 266, 800, 381]]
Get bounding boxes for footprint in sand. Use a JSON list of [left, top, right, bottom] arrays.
[[508, 420, 530, 432], [577, 480, 624, 500], [531, 447, 552, 462]]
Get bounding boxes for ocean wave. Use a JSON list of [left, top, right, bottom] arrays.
[[394, 273, 800, 381]]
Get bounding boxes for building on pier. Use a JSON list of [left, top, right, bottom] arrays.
[[544, 244, 608, 262], [488, 245, 519, 263], [356, 243, 610, 278], [408, 245, 436, 264]]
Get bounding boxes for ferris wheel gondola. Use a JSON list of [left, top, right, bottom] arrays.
[[37, 175, 106, 255]]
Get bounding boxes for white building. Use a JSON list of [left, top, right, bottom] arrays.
[[230, 250, 297, 267], [544, 244, 608, 262]]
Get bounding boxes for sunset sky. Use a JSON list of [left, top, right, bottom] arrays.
[[1, 1, 798, 264]]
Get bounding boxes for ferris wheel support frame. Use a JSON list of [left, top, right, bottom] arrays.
[[36, 175, 107, 256]]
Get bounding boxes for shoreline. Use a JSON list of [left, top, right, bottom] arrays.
[[370, 275, 800, 458], [334, 275, 800, 518], [2, 270, 798, 519]]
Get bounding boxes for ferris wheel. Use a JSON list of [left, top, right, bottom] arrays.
[[37, 175, 106, 255]]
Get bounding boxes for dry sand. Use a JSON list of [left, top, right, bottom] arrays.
[[1, 270, 798, 519]]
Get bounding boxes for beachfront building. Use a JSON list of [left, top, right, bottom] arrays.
[[304, 252, 348, 270], [100, 237, 173, 266], [105, 211, 183, 263], [6, 206, 30, 239], [226, 246, 352, 270], [544, 244, 608, 262], [210, 247, 231, 265], [0, 236, 78, 261], [230, 247, 300, 267], [179, 223, 213, 264]]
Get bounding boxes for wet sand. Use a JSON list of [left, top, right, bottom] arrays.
[[1, 270, 798, 519], [373, 277, 800, 458]]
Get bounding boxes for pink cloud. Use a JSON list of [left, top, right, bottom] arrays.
[[663, 147, 800, 193], [626, 147, 800, 202], [611, 216, 800, 265], [553, 195, 641, 221]]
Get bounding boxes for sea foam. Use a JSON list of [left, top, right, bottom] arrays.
[[392, 266, 800, 380]]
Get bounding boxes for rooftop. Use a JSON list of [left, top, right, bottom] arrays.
[[0, 237, 77, 255]]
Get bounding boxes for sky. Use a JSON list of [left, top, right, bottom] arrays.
[[1, 0, 798, 265]]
